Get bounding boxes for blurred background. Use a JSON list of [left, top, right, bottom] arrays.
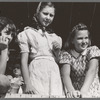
[[0, 2, 100, 74]]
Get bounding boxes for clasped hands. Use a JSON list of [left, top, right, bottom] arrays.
[[67, 90, 91, 98]]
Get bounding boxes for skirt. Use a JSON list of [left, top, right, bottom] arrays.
[[29, 56, 64, 96]]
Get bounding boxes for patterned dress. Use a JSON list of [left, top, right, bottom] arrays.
[[59, 46, 100, 97], [18, 27, 64, 96]]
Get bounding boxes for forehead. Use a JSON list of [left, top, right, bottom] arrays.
[[41, 6, 55, 14], [75, 30, 89, 37], [14, 64, 20, 68]]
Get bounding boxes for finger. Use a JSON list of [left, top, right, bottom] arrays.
[[31, 91, 35, 94], [1, 36, 6, 41], [25, 91, 31, 94], [77, 92, 81, 98], [34, 90, 39, 94], [29, 91, 32, 94], [69, 92, 73, 98], [0, 36, 2, 42]]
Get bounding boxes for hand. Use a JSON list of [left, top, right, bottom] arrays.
[[52, 41, 60, 50], [22, 83, 39, 94], [0, 36, 9, 50], [67, 90, 81, 98], [80, 91, 91, 98]]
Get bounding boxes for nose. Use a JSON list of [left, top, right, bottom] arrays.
[[82, 38, 87, 43], [46, 14, 51, 20], [7, 34, 12, 42]]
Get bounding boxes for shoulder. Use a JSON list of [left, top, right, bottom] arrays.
[[48, 33, 62, 42], [59, 50, 71, 64], [50, 33, 61, 38], [86, 46, 100, 60], [24, 26, 38, 32], [87, 46, 99, 50], [19, 26, 38, 35], [60, 50, 71, 56], [18, 26, 38, 39], [87, 46, 100, 53]]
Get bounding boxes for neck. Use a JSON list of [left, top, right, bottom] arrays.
[[71, 49, 81, 58]]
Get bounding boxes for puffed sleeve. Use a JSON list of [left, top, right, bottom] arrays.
[[17, 31, 29, 53], [59, 51, 72, 64], [87, 46, 100, 61], [54, 33, 62, 49]]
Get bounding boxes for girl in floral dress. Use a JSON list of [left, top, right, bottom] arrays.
[[59, 23, 100, 98]]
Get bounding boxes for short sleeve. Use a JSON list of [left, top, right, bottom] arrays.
[[51, 33, 62, 49], [87, 46, 100, 61], [59, 51, 71, 64], [17, 31, 29, 53]]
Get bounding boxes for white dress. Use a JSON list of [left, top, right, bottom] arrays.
[[18, 27, 64, 96]]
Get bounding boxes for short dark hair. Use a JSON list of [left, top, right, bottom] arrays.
[[0, 17, 16, 38]]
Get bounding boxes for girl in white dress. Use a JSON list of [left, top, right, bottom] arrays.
[[18, 2, 64, 96]]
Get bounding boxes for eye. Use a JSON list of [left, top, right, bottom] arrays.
[[77, 37, 83, 40], [43, 12, 48, 15], [50, 14, 54, 17], [85, 37, 89, 39]]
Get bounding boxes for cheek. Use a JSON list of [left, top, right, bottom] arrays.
[[50, 17, 54, 22], [38, 14, 43, 20], [73, 40, 80, 45], [8, 37, 13, 43]]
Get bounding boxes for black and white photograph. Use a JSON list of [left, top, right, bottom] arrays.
[[0, 0, 100, 98]]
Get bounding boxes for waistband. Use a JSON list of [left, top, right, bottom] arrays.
[[33, 56, 55, 61]]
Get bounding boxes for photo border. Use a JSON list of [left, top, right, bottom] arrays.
[[0, 0, 99, 99]]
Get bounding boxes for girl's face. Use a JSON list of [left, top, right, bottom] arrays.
[[13, 64, 21, 77], [38, 6, 55, 27], [1, 26, 13, 44], [73, 30, 90, 53]]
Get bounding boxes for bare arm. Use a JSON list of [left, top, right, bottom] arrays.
[[61, 64, 75, 94], [0, 36, 9, 74], [21, 52, 30, 85], [80, 58, 98, 95], [0, 48, 8, 74], [21, 52, 38, 94], [61, 64, 82, 98]]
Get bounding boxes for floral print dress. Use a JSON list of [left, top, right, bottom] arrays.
[[59, 46, 100, 97]]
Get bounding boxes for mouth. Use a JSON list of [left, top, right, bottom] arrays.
[[81, 43, 88, 48], [44, 20, 51, 25], [14, 72, 19, 76], [6, 38, 11, 43]]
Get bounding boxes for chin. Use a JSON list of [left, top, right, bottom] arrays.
[[80, 48, 87, 52], [43, 24, 49, 27]]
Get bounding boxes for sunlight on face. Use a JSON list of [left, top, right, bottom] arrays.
[[38, 6, 55, 27], [73, 30, 89, 53], [1, 26, 13, 43]]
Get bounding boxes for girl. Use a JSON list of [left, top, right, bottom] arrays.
[[59, 23, 100, 98], [18, 2, 64, 96], [0, 17, 16, 74], [9, 59, 23, 94]]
